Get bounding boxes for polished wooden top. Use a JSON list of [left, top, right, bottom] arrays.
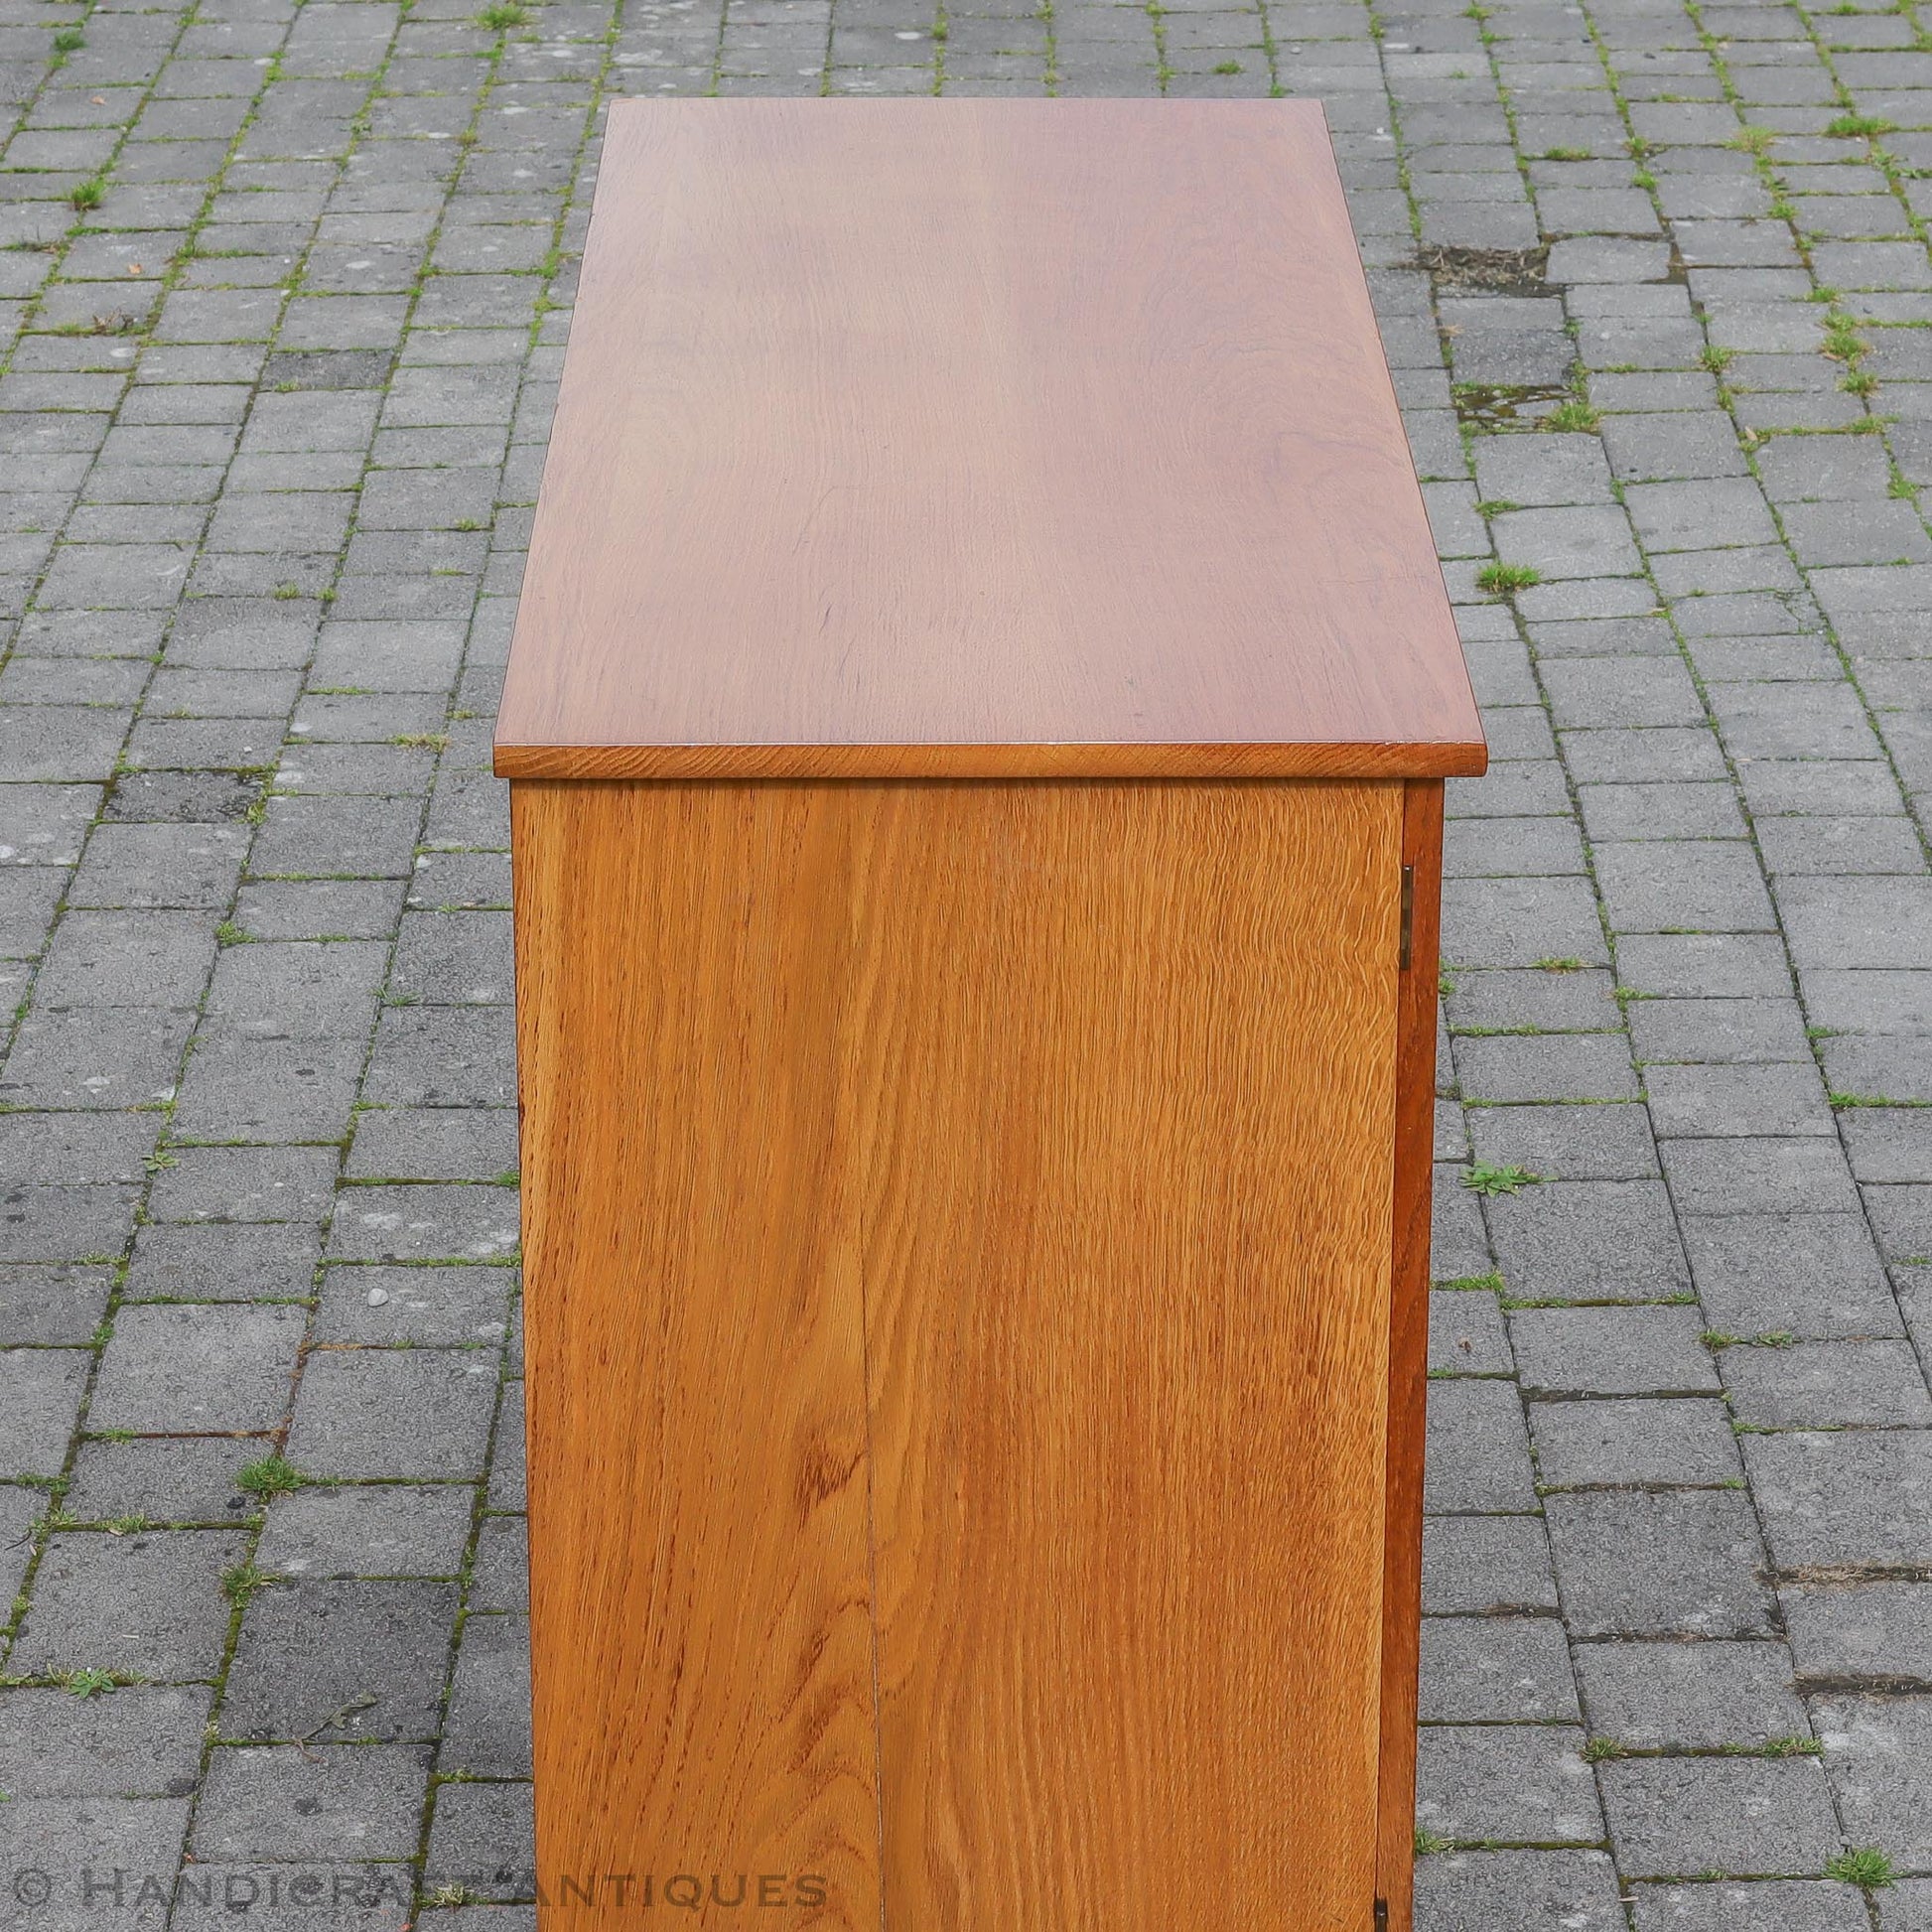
[[494, 98, 1485, 781]]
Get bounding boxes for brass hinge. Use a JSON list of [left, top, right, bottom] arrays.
[[1398, 866, 1415, 971], [1374, 1898, 1389, 1932]]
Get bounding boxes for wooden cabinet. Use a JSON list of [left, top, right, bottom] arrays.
[[497, 99, 1484, 1932]]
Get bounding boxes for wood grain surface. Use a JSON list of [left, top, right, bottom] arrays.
[[512, 775, 1406, 1928], [512, 780, 883, 1929], [853, 779, 1402, 1930], [1377, 778, 1446, 1932], [493, 100, 1483, 782]]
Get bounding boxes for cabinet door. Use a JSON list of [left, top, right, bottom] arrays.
[[514, 779, 885, 1930], [847, 780, 1402, 1932]]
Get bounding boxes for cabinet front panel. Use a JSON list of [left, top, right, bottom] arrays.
[[513, 778, 1404, 1931]]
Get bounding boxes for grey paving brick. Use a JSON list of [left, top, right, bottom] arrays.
[[1628, 997, 1814, 1066], [1542, 656, 1705, 730], [0, 1345, 89, 1476], [1429, 1286, 1511, 1374], [316, 1262, 514, 1347], [1844, 1108, 1932, 1183], [1631, 1880, 1868, 1930], [1425, 1376, 1538, 1512], [1423, 1515, 1558, 1615], [1785, 973, 1924, 1050], [442, 1610, 531, 1776], [1608, 934, 1798, 1002], [0, 1264, 115, 1347], [1561, 725, 1728, 785], [169, 1868, 413, 1932], [1594, 839, 1778, 932], [1784, 1581, 1932, 1687], [465, 1511, 525, 1613], [65, 1436, 258, 1526], [1420, 1615, 1581, 1724], [124, 1221, 321, 1303], [1874, 1881, 1932, 1932], [1626, 478, 1781, 552], [1822, 1036, 1932, 1106], [387, 909, 512, 1005], [1487, 1181, 1693, 1303], [147, 1144, 339, 1225], [1467, 1104, 1660, 1180], [1647, 1063, 1837, 1139], [326, 1183, 519, 1263], [346, 1107, 518, 1182], [250, 792, 422, 879], [1782, 876, 1932, 970], [0, 1005, 196, 1110], [1473, 434, 1616, 506], [1530, 1395, 1741, 1487], [1494, 503, 1643, 578], [1683, 1212, 1901, 1339], [1814, 1694, 1932, 1868], [35, 909, 217, 1008], [361, 1010, 519, 1114], [1660, 1138, 1861, 1216], [1717, 682, 1883, 760], [193, 1743, 431, 1861], [89, 1304, 305, 1434], [222, 1579, 461, 1742], [202, 938, 388, 1038], [0, 1180, 141, 1264], [1747, 1432, 1932, 1572], [1724, 1340, 1932, 1428], [286, 1348, 498, 1479], [0, 1683, 212, 1799], [0, 1798, 193, 1932], [1866, 1184, 1932, 1266], [1546, 1490, 1774, 1638], [67, 821, 247, 908], [1598, 1756, 1842, 1880], [170, 1033, 366, 1142], [1417, 1724, 1600, 1846], [255, 1481, 477, 1581], [1455, 1033, 1638, 1102], [11, 1528, 251, 1679], [420, 1774, 535, 1898], [1577, 1640, 1808, 1751], [234, 877, 408, 942], [1415, 1851, 1624, 1932], [488, 1381, 524, 1511], [0, 1481, 45, 1612], [1447, 967, 1623, 1035], [1441, 875, 1609, 969]]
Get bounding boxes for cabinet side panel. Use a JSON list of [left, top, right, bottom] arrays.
[[511, 781, 882, 1929], [1377, 777, 1445, 1931], [854, 780, 1403, 1932]]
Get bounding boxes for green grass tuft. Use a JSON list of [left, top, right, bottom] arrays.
[[236, 1452, 304, 1498], [1462, 1162, 1542, 1197], [1476, 561, 1540, 595], [1826, 1847, 1895, 1888], [1545, 397, 1601, 433]]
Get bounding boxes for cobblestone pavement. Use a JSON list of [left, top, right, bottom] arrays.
[[1, 0, 1931, 1920]]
